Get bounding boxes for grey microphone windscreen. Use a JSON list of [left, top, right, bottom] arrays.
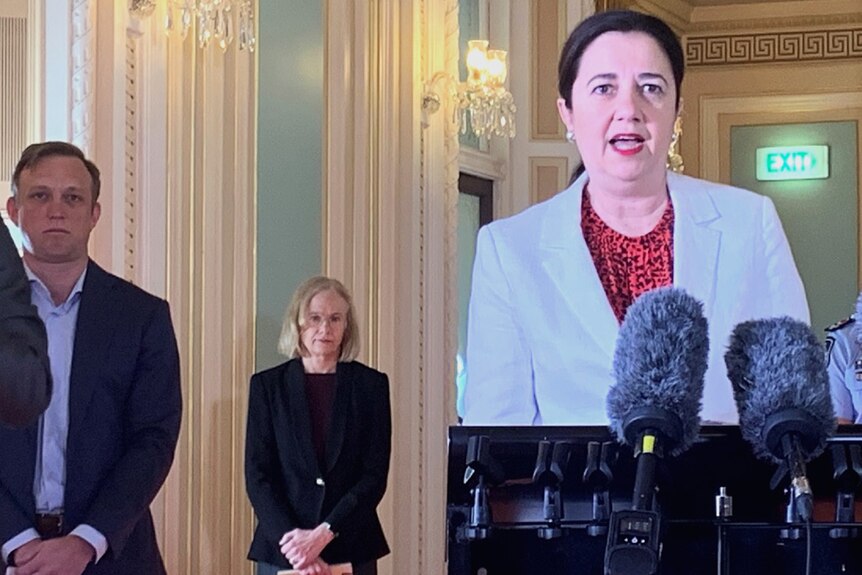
[[607, 287, 709, 455], [725, 317, 835, 463]]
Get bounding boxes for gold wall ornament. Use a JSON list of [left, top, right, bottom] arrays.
[[667, 101, 684, 174], [129, 0, 157, 17]]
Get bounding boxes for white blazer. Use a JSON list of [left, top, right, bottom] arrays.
[[463, 171, 809, 425]]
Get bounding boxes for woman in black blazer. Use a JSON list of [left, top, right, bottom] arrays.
[[245, 276, 391, 575]]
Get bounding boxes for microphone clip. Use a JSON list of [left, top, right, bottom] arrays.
[[532, 440, 572, 540], [462, 435, 503, 541], [583, 441, 617, 536]]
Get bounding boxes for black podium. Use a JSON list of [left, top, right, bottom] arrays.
[[447, 425, 862, 575]]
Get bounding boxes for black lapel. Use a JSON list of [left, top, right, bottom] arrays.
[[66, 261, 115, 447], [285, 359, 320, 475], [324, 362, 351, 472]]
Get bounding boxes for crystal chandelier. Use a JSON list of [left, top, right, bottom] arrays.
[[129, 0, 256, 52], [423, 40, 516, 139]]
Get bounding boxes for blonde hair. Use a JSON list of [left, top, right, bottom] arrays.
[[277, 276, 360, 361]]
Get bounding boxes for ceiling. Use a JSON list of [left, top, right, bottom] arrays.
[[622, 0, 860, 33], [683, 0, 792, 5]]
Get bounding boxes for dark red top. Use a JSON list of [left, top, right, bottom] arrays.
[[305, 372, 337, 470], [581, 190, 674, 323]]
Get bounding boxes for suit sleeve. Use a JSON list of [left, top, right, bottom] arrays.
[[245, 374, 301, 539], [323, 373, 391, 532], [78, 300, 182, 558], [463, 225, 538, 425], [826, 331, 856, 421], [0, 222, 51, 428], [760, 197, 810, 323]]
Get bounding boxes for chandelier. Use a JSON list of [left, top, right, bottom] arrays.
[[423, 40, 516, 139], [129, 0, 256, 52]]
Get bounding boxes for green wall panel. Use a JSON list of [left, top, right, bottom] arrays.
[[256, 0, 323, 370], [730, 121, 859, 335]]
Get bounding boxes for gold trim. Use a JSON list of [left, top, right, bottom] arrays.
[[687, 27, 862, 67]]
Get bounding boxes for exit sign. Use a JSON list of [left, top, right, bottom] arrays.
[[756, 145, 830, 181]]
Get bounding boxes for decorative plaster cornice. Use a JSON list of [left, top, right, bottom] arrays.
[[617, 0, 862, 34], [686, 26, 862, 66], [685, 12, 862, 33]]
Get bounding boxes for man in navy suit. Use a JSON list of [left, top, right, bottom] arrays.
[[0, 142, 182, 574]]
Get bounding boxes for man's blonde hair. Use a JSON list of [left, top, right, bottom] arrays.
[[277, 276, 360, 361]]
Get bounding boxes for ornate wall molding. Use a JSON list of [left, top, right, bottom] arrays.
[[70, 0, 95, 155], [123, 34, 139, 283], [699, 91, 862, 183], [686, 27, 862, 66], [324, 1, 447, 573], [0, 16, 27, 180], [685, 13, 862, 34]]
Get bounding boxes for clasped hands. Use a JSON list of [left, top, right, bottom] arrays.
[[280, 523, 336, 575], [11, 535, 94, 575]]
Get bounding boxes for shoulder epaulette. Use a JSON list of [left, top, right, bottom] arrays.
[[825, 317, 854, 332]]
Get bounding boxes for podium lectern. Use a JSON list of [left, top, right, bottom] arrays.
[[447, 425, 862, 575]]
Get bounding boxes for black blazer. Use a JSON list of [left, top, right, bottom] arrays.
[[0, 261, 182, 573], [245, 358, 391, 567], [0, 223, 50, 428]]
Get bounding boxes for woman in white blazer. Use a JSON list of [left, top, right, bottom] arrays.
[[463, 11, 809, 426]]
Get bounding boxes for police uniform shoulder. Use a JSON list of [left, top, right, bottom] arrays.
[[825, 316, 855, 332]]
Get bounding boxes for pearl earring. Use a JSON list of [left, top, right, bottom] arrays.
[[565, 130, 575, 143]]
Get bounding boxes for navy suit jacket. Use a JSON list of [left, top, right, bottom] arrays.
[[0, 223, 50, 428], [0, 260, 182, 574], [245, 359, 391, 568]]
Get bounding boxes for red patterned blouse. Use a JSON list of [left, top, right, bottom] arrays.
[[581, 190, 674, 323]]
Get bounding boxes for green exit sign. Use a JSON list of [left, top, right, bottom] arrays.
[[756, 145, 830, 181]]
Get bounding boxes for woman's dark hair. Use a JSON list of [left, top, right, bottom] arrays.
[[558, 10, 685, 110], [559, 10, 685, 183]]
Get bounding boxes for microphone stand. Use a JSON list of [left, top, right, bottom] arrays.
[[829, 443, 861, 540], [466, 475, 491, 541], [463, 435, 502, 541], [583, 441, 616, 536], [605, 407, 682, 575], [761, 411, 820, 540], [715, 486, 733, 575], [532, 440, 570, 540]]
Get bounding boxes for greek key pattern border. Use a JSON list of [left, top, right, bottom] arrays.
[[686, 27, 862, 66]]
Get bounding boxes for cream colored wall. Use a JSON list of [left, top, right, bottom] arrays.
[[681, 61, 862, 181], [509, 0, 594, 213], [676, 6, 862, 283], [0, 0, 26, 17], [324, 2, 454, 572]]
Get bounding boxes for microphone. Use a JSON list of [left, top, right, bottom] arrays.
[[725, 317, 836, 523], [604, 287, 709, 575]]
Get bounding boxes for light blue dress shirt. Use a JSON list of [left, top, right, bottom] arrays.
[[1, 266, 108, 566]]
